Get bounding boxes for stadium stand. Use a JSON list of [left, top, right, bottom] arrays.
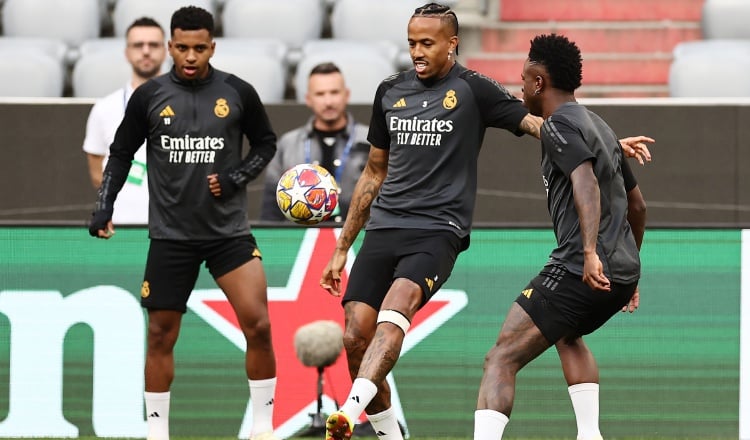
[[294, 42, 397, 104], [329, 0, 424, 69], [221, 0, 325, 64], [701, 0, 750, 39], [210, 38, 289, 104], [668, 39, 750, 97], [71, 39, 132, 98], [111, 0, 216, 37], [466, 0, 705, 97], [0, 48, 65, 97], [1, 0, 100, 49], [2, 0, 747, 99]]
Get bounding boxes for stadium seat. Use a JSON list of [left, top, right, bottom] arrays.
[[294, 43, 398, 104], [221, 0, 325, 57], [71, 43, 132, 98], [0, 37, 68, 67], [0, 49, 65, 97], [111, 0, 216, 37], [702, 0, 750, 40], [210, 38, 289, 103], [330, 0, 423, 68], [668, 40, 750, 97], [1, 0, 101, 48]]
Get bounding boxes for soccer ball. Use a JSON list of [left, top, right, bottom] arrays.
[[276, 163, 340, 225]]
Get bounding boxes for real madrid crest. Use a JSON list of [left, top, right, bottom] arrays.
[[443, 90, 457, 110], [214, 98, 230, 118], [141, 281, 150, 298]]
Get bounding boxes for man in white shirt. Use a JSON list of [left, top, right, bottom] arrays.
[[82, 17, 166, 224]]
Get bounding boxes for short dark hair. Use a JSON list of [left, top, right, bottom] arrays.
[[127, 17, 163, 35], [413, 2, 459, 54], [170, 6, 214, 37], [309, 62, 342, 77], [528, 34, 582, 93]]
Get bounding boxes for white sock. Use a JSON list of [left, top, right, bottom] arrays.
[[144, 391, 170, 440], [568, 382, 601, 440], [249, 378, 277, 436], [339, 378, 378, 422], [366, 406, 403, 440], [474, 409, 509, 440]]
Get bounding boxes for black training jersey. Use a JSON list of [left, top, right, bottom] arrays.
[[367, 63, 528, 237], [105, 67, 276, 240], [540, 102, 640, 283]]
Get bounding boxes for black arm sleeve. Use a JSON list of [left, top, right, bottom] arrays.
[[95, 83, 151, 213], [621, 156, 638, 192], [223, 75, 277, 188]]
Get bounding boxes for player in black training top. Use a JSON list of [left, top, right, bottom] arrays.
[[318, 4, 652, 440], [473, 34, 647, 440], [88, 6, 279, 440]]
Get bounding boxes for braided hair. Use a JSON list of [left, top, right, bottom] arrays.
[[412, 2, 459, 54]]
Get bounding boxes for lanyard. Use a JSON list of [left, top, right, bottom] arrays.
[[303, 119, 355, 184]]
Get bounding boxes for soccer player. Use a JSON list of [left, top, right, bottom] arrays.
[[81, 16, 166, 224], [260, 62, 370, 223], [473, 34, 646, 440], [319, 3, 651, 440], [88, 6, 279, 440]]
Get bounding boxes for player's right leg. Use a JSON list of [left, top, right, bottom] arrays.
[[141, 239, 202, 440]]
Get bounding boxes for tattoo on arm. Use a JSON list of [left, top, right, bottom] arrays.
[[520, 114, 542, 139]]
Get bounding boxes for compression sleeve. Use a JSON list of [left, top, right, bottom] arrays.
[[621, 156, 638, 192], [226, 75, 277, 187], [95, 83, 151, 212]]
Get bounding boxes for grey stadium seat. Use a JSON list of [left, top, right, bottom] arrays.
[[330, 0, 424, 68], [72, 43, 132, 98], [702, 0, 750, 40], [1, 0, 100, 48], [669, 40, 750, 97], [294, 43, 398, 104], [112, 0, 216, 37], [210, 38, 289, 104], [221, 0, 325, 60], [0, 48, 64, 97]]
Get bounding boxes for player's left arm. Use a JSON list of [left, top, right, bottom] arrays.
[[320, 146, 388, 297], [211, 79, 277, 198], [571, 160, 611, 292], [622, 158, 646, 312]]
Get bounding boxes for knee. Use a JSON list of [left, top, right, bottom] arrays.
[[342, 327, 369, 357], [243, 315, 272, 341]]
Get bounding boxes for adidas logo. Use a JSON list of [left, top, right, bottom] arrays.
[[350, 396, 360, 403], [265, 398, 274, 406], [375, 430, 387, 436], [159, 105, 175, 117], [522, 288, 533, 299], [392, 98, 406, 108], [148, 411, 160, 418]]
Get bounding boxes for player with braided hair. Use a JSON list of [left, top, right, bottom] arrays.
[[320, 4, 652, 440], [473, 34, 646, 440]]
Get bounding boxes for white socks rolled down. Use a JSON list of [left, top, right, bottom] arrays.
[[144, 391, 170, 440], [568, 382, 601, 440], [473, 409, 509, 440], [249, 377, 277, 436]]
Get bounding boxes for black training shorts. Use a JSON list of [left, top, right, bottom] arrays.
[[343, 228, 464, 311], [140, 234, 261, 312], [515, 264, 638, 343]]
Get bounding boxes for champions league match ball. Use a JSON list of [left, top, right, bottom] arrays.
[[276, 163, 340, 225]]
